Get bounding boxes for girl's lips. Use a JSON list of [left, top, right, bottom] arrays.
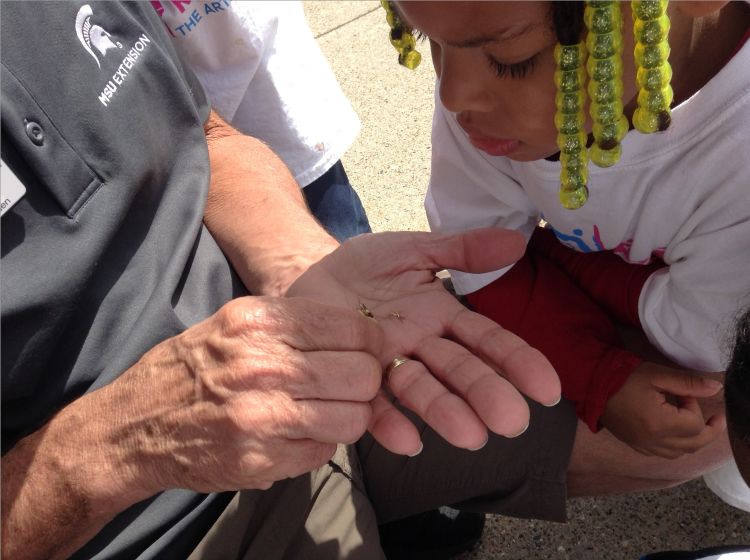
[[467, 135, 521, 157], [457, 119, 521, 156]]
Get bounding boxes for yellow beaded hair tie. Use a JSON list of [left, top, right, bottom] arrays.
[[554, 41, 589, 209], [632, 0, 673, 133], [381, 0, 421, 70], [585, 1, 628, 169], [553, 0, 673, 209]]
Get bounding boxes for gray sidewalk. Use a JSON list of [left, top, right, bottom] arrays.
[[303, 2, 750, 559]]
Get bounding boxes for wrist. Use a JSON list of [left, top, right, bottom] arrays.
[[265, 245, 339, 297], [583, 348, 643, 433], [35, 386, 160, 512]]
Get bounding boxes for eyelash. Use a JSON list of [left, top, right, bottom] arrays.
[[486, 54, 537, 79], [407, 26, 537, 80]]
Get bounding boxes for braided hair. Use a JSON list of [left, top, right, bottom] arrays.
[[552, 2, 585, 44]]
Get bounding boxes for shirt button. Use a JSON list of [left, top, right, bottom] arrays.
[[24, 120, 45, 146]]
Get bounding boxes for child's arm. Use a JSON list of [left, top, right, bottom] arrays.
[[466, 246, 725, 457], [537, 208, 750, 375], [529, 227, 665, 328], [465, 247, 640, 432]]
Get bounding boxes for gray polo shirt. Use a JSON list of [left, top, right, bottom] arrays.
[[2, 2, 246, 557]]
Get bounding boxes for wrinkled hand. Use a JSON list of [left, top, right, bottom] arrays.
[[600, 362, 726, 459], [286, 228, 562, 456], [110, 296, 384, 494]]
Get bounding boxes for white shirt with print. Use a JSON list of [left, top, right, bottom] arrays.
[[152, 0, 360, 187]]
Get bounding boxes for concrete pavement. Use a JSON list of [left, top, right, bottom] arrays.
[[303, 2, 750, 558]]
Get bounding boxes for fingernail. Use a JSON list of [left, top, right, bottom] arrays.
[[705, 379, 723, 391], [468, 437, 489, 451], [408, 442, 424, 457], [509, 422, 529, 438], [545, 395, 562, 407]]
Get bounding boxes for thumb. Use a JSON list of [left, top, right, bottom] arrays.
[[652, 369, 723, 398], [417, 227, 527, 274]]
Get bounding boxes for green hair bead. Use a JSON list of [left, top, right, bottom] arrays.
[[381, 0, 421, 70], [554, 42, 589, 209], [632, 0, 673, 132], [585, 1, 627, 168]]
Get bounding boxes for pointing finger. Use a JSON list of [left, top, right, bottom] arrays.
[[292, 350, 382, 402]]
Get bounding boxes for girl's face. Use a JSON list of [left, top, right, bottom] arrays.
[[397, 1, 638, 162]]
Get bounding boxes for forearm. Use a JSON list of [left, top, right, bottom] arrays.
[[1, 380, 160, 559], [530, 227, 665, 328], [203, 111, 339, 296]]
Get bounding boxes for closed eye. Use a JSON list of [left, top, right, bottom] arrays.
[[486, 53, 537, 79]]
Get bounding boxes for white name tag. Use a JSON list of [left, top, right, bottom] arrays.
[[1, 158, 27, 217]]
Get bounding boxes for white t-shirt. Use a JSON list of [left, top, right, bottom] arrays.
[[152, 0, 360, 187], [426, 39, 750, 375]]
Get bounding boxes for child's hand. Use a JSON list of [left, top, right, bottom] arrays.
[[600, 362, 726, 459]]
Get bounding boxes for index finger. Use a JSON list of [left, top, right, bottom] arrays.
[[449, 307, 562, 407]]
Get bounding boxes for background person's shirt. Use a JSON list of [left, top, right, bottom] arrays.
[[153, 0, 361, 188]]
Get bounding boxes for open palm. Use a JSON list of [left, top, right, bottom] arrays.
[[287, 228, 562, 455]]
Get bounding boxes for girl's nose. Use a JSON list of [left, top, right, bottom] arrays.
[[437, 48, 496, 114]]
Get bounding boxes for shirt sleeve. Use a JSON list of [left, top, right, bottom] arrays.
[[530, 227, 666, 329], [427, 95, 539, 295], [156, 2, 265, 122], [465, 244, 642, 432], [639, 211, 750, 372]]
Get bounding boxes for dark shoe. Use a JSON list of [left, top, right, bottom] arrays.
[[379, 507, 485, 560]]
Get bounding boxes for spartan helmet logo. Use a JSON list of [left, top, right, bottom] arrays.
[[75, 4, 122, 68]]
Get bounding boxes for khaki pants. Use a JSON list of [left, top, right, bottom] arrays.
[[188, 445, 384, 560], [189, 399, 576, 559]]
